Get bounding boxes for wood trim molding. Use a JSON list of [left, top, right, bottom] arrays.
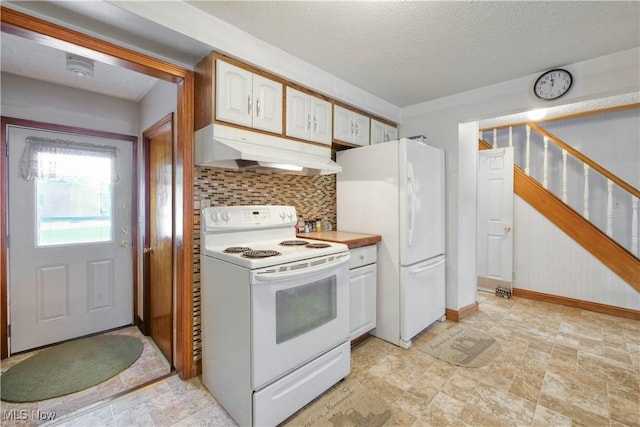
[[445, 301, 479, 322], [527, 122, 639, 198], [515, 166, 640, 291], [513, 288, 640, 321], [1, 7, 196, 379], [479, 103, 640, 132]]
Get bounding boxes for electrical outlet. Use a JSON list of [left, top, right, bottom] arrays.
[[201, 200, 211, 208]]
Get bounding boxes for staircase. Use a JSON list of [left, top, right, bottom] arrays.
[[479, 110, 639, 295]]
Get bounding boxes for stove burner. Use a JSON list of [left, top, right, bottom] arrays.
[[306, 243, 332, 249], [241, 250, 281, 259], [223, 246, 252, 253], [280, 240, 310, 246]]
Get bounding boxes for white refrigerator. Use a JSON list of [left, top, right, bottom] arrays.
[[337, 138, 445, 348]]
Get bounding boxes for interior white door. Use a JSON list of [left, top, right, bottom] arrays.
[[477, 147, 514, 291], [8, 126, 133, 353], [399, 139, 445, 266]]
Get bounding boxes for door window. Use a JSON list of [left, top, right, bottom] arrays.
[[275, 276, 337, 344], [19, 136, 117, 247], [36, 151, 113, 246]]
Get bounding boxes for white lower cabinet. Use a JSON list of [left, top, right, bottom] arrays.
[[349, 245, 377, 340]]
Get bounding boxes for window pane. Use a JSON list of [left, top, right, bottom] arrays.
[[36, 152, 113, 246]]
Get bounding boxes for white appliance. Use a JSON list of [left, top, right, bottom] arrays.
[[200, 205, 351, 426], [337, 138, 446, 348]]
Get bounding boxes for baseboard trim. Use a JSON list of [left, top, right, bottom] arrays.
[[513, 288, 640, 320], [446, 301, 479, 322]]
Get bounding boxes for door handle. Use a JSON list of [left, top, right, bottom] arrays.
[[504, 226, 512, 232], [143, 247, 153, 254], [120, 240, 130, 248]]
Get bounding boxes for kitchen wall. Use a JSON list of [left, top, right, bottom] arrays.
[[192, 167, 336, 361], [400, 48, 640, 312]]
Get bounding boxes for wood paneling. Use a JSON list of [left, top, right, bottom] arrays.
[[0, 6, 195, 379], [513, 288, 640, 320], [515, 166, 640, 291]]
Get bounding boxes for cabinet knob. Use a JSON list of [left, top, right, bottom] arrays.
[[247, 95, 252, 115]]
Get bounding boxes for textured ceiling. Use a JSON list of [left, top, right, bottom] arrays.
[[0, 32, 158, 102], [188, 1, 640, 107], [1, 1, 638, 109]]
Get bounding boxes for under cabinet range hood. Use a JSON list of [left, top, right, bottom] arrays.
[[195, 124, 341, 175]]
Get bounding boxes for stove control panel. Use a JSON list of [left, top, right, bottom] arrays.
[[202, 205, 297, 231]]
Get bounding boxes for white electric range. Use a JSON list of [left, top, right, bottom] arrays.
[[200, 205, 351, 426]]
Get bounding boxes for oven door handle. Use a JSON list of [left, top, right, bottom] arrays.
[[253, 254, 350, 282]]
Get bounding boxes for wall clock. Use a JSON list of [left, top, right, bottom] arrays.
[[533, 68, 573, 100]]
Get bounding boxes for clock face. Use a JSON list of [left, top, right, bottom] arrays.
[[534, 69, 573, 100]]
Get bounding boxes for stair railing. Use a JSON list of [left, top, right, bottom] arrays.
[[480, 123, 639, 257]]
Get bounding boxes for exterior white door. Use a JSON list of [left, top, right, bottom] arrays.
[[8, 126, 133, 353], [477, 147, 514, 292]]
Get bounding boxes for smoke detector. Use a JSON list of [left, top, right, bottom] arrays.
[[65, 53, 94, 77]]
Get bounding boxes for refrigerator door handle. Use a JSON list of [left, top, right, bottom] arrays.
[[407, 161, 416, 247], [409, 257, 446, 274]]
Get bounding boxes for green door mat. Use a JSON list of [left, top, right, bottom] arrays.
[[1, 334, 143, 402]]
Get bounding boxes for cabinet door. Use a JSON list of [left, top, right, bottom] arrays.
[[310, 97, 332, 145], [216, 60, 252, 127], [352, 111, 370, 146], [253, 74, 283, 134], [349, 263, 377, 340], [333, 105, 353, 143], [386, 125, 398, 142], [370, 119, 385, 145], [285, 87, 310, 140]]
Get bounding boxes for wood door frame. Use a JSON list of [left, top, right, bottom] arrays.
[[141, 113, 174, 340], [0, 7, 195, 379]]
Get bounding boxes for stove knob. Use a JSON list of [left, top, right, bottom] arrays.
[[210, 211, 219, 223], [279, 211, 286, 221], [221, 211, 230, 222], [286, 211, 294, 220]]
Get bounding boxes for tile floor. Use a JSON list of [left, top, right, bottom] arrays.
[[0, 326, 171, 427], [3, 293, 639, 426]]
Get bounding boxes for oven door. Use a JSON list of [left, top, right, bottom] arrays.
[[251, 252, 350, 390]]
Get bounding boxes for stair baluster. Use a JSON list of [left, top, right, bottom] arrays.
[[562, 149, 568, 203], [632, 197, 638, 256], [543, 136, 549, 189], [606, 180, 613, 237], [583, 164, 590, 220], [525, 125, 531, 175]]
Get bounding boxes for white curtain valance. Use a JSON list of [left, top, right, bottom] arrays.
[[20, 136, 119, 182]]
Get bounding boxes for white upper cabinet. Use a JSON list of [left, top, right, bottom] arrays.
[[371, 118, 399, 144], [285, 87, 332, 145], [333, 105, 370, 146], [216, 60, 283, 134]]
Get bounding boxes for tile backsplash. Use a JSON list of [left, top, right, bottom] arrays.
[[192, 167, 337, 362]]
